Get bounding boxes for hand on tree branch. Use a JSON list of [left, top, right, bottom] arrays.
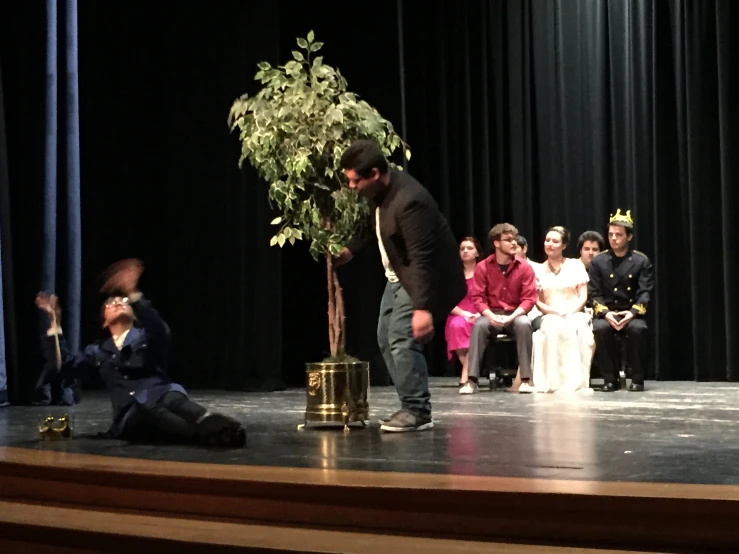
[[333, 247, 353, 267]]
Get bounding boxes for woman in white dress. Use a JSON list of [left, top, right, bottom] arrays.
[[531, 226, 594, 393]]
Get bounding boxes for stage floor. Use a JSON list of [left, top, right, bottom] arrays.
[[1, 377, 738, 485]]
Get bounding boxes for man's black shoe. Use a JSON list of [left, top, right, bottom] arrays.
[[197, 413, 246, 448]]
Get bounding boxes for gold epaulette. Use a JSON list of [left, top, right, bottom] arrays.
[[633, 250, 648, 257]]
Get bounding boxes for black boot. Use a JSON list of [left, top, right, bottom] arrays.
[[196, 413, 246, 448]]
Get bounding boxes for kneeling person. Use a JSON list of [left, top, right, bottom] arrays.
[[35, 259, 246, 447]]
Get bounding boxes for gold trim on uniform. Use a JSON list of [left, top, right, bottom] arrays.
[[593, 301, 609, 315], [632, 303, 647, 315]]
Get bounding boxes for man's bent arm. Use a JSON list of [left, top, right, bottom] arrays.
[[630, 257, 654, 317], [129, 293, 172, 361], [518, 264, 538, 313], [588, 260, 610, 318], [471, 263, 491, 314], [41, 315, 99, 378]]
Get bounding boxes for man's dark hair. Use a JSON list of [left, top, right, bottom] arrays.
[[515, 235, 527, 248], [608, 221, 634, 237], [339, 140, 389, 178], [577, 230, 606, 252]]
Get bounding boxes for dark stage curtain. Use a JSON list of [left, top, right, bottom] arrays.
[[0, 58, 12, 405], [654, 0, 739, 380], [1, 0, 84, 404], [37, 0, 83, 404], [72, 1, 286, 393], [41, 0, 82, 356], [401, 0, 739, 381], [0, 1, 286, 402], [1, 0, 737, 398]]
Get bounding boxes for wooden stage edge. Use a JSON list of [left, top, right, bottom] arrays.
[[0, 447, 737, 553]]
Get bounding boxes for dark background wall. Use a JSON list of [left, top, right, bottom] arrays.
[[1, 0, 737, 402]]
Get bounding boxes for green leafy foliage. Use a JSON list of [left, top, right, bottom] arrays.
[[228, 31, 410, 260]]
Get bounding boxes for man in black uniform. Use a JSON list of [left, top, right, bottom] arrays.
[[588, 210, 654, 392]]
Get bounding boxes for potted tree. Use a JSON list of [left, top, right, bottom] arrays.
[[228, 31, 410, 429]]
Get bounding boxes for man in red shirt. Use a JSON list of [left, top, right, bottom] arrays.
[[461, 223, 538, 394]]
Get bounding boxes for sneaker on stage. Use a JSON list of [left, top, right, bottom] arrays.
[[518, 382, 534, 394], [380, 410, 433, 433], [459, 381, 478, 395], [378, 409, 403, 424]]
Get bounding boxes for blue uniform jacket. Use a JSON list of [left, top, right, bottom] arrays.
[[41, 296, 186, 437]]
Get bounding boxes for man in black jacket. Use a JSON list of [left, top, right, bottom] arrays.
[[336, 140, 466, 432], [36, 259, 246, 447], [588, 210, 653, 392]]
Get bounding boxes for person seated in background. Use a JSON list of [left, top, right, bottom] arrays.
[[513, 234, 542, 302], [513, 235, 529, 261], [531, 226, 594, 393], [577, 230, 606, 272], [462, 223, 537, 394], [576, 230, 606, 317], [589, 210, 653, 392], [35, 258, 247, 447], [509, 234, 542, 393], [444, 237, 483, 388]]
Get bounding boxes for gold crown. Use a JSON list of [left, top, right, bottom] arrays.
[[609, 209, 633, 225]]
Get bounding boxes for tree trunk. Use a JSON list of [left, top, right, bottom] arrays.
[[326, 253, 346, 358]]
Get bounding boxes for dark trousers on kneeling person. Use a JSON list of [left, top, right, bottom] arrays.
[[377, 282, 431, 417], [122, 391, 245, 447], [467, 314, 533, 381], [592, 318, 647, 385]]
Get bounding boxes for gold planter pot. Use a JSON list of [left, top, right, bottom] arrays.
[[298, 361, 370, 431]]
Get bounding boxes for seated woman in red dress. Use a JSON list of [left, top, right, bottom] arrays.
[[444, 237, 483, 388]]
